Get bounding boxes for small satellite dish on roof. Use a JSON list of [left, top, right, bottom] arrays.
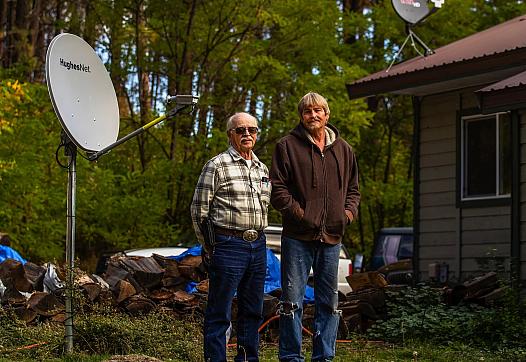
[[46, 33, 119, 152], [387, 0, 444, 71], [392, 0, 434, 25]]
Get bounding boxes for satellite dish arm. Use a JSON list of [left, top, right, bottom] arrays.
[[88, 95, 198, 161], [406, 25, 434, 56]]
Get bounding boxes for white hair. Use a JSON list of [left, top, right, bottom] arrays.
[[226, 112, 257, 131]]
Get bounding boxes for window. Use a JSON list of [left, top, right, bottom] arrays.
[[461, 112, 511, 200]]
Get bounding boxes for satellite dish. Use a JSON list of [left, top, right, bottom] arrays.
[[46, 33, 119, 152], [392, 0, 433, 26]]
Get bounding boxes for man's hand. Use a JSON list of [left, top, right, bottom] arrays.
[[345, 210, 354, 224], [201, 244, 212, 271]]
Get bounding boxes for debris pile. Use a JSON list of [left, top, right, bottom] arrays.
[[0, 255, 507, 340]]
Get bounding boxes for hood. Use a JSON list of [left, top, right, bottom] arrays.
[[290, 123, 343, 189]]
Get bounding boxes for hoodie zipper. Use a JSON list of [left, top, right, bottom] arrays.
[[320, 151, 328, 241]]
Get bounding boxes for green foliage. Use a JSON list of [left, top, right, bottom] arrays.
[[73, 311, 202, 360], [0, 80, 65, 261], [367, 285, 526, 349], [0, 306, 202, 361], [2, 1, 526, 273]]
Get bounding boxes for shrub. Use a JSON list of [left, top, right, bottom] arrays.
[[366, 284, 526, 349]]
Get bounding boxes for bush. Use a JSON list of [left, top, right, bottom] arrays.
[[366, 284, 526, 349]]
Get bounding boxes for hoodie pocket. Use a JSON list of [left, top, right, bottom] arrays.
[[302, 199, 324, 229], [325, 196, 347, 235]]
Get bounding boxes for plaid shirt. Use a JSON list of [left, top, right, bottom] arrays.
[[191, 146, 271, 243]]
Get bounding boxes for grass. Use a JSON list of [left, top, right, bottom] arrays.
[[1, 301, 524, 362], [1, 340, 524, 362]]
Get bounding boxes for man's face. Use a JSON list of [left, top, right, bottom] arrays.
[[301, 104, 329, 134], [228, 115, 258, 154]]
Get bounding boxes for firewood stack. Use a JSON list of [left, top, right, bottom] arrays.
[[443, 271, 507, 306], [0, 259, 64, 323], [339, 271, 389, 334], [0, 255, 508, 342]]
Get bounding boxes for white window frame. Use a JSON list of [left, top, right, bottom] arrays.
[[460, 112, 511, 201]]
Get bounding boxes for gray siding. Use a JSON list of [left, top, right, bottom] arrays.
[[419, 92, 459, 280], [418, 89, 512, 283], [520, 110, 526, 285]]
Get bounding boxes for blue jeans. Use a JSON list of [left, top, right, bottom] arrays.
[[279, 236, 341, 362], [204, 233, 267, 362]]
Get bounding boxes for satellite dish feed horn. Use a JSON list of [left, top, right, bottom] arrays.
[[45, 32, 198, 353]]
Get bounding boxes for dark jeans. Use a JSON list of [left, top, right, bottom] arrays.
[[204, 233, 267, 362], [279, 236, 341, 362]]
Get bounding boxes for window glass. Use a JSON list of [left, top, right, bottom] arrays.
[[464, 116, 496, 197], [462, 113, 511, 200]]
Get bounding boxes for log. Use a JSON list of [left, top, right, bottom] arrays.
[[346, 288, 386, 310], [0, 259, 32, 292], [50, 312, 66, 323], [344, 312, 362, 332], [75, 273, 103, 301], [178, 255, 202, 269], [13, 305, 37, 323], [118, 257, 164, 290], [27, 291, 64, 317], [23, 262, 46, 292], [104, 262, 143, 293], [346, 272, 387, 292], [195, 279, 209, 294], [2, 286, 27, 304], [463, 272, 498, 299], [152, 254, 181, 278], [81, 283, 103, 302], [173, 290, 196, 304], [161, 276, 187, 288], [123, 295, 156, 316], [114, 280, 137, 304], [150, 288, 174, 302], [178, 255, 206, 282], [177, 265, 203, 282], [475, 286, 507, 305]]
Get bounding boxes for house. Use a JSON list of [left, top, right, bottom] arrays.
[[347, 14, 526, 290]]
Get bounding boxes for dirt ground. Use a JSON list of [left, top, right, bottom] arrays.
[[102, 355, 163, 362]]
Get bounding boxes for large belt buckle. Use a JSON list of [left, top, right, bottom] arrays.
[[242, 229, 259, 242]]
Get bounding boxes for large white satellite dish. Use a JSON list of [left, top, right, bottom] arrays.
[[46, 33, 119, 152], [45, 33, 199, 353]]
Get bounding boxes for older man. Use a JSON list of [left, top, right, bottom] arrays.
[[270, 92, 360, 361], [191, 112, 271, 362]]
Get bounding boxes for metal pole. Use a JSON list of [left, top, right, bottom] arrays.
[[65, 141, 76, 353]]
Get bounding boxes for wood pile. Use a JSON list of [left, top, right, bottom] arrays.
[[338, 271, 389, 334], [443, 271, 507, 306], [0, 255, 508, 341]]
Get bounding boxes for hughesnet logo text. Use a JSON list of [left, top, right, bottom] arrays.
[[60, 58, 91, 73]]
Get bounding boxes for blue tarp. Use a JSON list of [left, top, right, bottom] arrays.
[[0, 245, 26, 264], [171, 244, 314, 303]]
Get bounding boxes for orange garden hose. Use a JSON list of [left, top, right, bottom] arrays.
[[227, 314, 354, 348]]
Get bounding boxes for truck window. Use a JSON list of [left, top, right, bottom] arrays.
[[397, 234, 413, 259]]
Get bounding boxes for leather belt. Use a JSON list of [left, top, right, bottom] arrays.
[[214, 226, 263, 242]]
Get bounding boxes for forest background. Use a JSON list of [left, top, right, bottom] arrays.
[[1, 0, 525, 270]]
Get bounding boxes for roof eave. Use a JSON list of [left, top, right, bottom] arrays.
[[476, 84, 526, 114], [347, 47, 526, 100]]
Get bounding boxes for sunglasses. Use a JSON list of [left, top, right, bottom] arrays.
[[231, 126, 259, 135]]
